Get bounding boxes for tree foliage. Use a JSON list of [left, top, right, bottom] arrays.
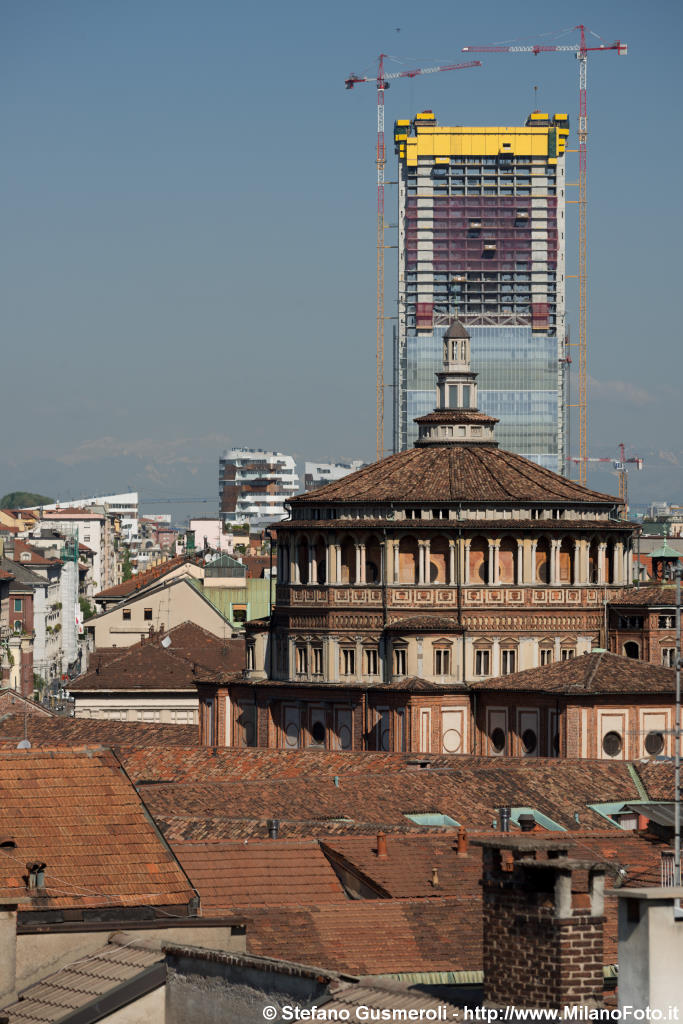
[[1, 491, 54, 509]]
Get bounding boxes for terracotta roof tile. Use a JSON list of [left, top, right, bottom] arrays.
[[0, 690, 53, 717], [292, 446, 619, 506], [123, 749, 651, 838], [245, 899, 481, 975], [610, 585, 678, 606], [171, 839, 348, 909], [0, 748, 196, 911], [95, 555, 198, 600], [0, 714, 199, 749], [249, 832, 665, 975], [70, 623, 244, 693], [633, 761, 675, 801], [470, 651, 675, 694]]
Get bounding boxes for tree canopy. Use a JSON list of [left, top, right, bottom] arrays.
[[1, 491, 54, 509]]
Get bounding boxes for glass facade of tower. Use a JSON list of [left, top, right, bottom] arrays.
[[394, 112, 569, 471]]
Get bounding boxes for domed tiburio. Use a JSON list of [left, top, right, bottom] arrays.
[[197, 320, 660, 760]]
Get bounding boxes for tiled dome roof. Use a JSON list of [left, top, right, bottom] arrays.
[[292, 444, 618, 506]]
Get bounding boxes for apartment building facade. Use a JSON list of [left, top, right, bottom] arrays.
[[219, 448, 299, 525]]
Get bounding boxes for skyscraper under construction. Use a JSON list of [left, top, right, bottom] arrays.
[[394, 111, 570, 471]]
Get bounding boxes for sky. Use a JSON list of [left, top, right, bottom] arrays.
[[2, 0, 682, 522]]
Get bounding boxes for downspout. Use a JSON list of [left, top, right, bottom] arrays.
[[381, 526, 389, 683], [457, 510, 467, 688], [472, 689, 477, 756]]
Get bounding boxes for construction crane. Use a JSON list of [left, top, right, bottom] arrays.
[[568, 443, 643, 515], [345, 56, 482, 461], [463, 26, 627, 486]]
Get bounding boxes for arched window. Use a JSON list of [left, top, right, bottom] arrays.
[[365, 536, 382, 584], [588, 539, 599, 583], [499, 537, 517, 584], [297, 537, 309, 585], [535, 537, 550, 584], [624, 641, 640, 660], [605, 541, 615, 584], [429, 535, 449, 584], [313, 535, 326, 584], [469, 536, 489, 584], [558, 538, 574, 584], [398, 536, 419, 584], [340, 536, 356, 585]]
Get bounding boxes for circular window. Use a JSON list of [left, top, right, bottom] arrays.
[[602, 731, 622, 758], [338, 724, 352, 750], [442, 728, 462, 753], [522, 729, 537, 754], [490, 727, 506, 754], [285, 722, 299, 747], [311, 721, 326, 745], [645, 731, 664, 756]]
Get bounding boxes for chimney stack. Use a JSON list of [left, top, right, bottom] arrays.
[[456, 827, 469, 857], [375, 832, 387, 859], [474, 838, 607, 1011]]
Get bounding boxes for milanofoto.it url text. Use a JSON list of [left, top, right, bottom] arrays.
[[265, 1006, 682, 1023]]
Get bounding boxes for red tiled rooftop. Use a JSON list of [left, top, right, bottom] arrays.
[[8, 540, 62, 567], [128, 750, 657, 839], [470, 651, 676, 695], [0, 715, 199, 749], [292, 445, 619, 506], [70, 622, 244, 692], [0, 748, 196, 911], [246, 898, 481, 975], [610, 585, 678, 606], [0, 690, 53, 718], [171, 839, 348, 910], [95, 555, 197, 601]]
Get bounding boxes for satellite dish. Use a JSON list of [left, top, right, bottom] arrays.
[[17, 739, 31, 750], [161, 636, 171, 648]]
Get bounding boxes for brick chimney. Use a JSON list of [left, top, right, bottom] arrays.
[[475, 838, 607, 1010]]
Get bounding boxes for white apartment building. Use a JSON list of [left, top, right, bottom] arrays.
[[37, 492, 139, 543], [219, 448, 299, 526], [40, 510, 116, 594], [304, 460, 365, 492]]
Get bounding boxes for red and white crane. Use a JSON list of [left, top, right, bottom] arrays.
[[345, 56, 482, 461], [568, 442, 643, 513], [463, 26, 627, 486]]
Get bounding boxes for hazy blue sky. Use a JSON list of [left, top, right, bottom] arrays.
[[2, 0, 682, 518]]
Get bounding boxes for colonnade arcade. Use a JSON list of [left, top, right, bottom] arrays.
[[277, 531, 632, 588]]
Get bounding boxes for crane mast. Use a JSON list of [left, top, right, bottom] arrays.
[[463, 26, 626, 486], [345, 57, 481, 461]]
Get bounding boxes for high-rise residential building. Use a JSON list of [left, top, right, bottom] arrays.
[[394, 110, 569, 471], [219, 448, 299, 526], [304, 460, 366, 492]]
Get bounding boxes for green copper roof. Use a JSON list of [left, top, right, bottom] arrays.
[[650, 542, 682, 560]]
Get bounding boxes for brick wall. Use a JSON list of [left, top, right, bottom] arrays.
[[480, 842, 605, 1009]]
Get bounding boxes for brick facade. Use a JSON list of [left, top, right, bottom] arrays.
[[479, 840, 606, 1009]]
